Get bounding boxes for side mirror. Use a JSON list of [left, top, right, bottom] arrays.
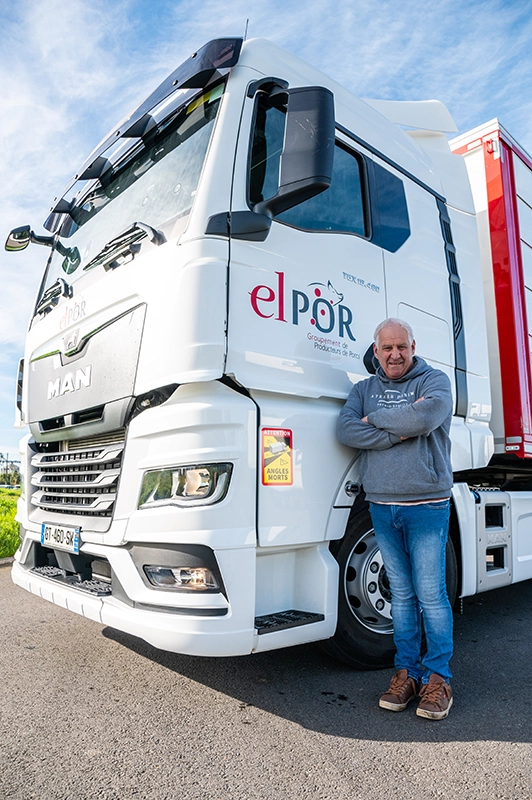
[[5, 225, 31, 252], [5, 226, 56, 253], [255, 86, 335, 217]]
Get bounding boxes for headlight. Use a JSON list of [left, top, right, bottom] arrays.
[[144, 566, 219, 591], [138, 463, 233, 509]]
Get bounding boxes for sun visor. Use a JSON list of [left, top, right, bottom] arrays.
[[362, 99, 458, 133]]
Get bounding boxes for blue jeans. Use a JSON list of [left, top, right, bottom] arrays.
[[369, 501, 453, 683]]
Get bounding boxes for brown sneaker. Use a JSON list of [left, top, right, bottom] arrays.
[[379, 669, 418, 711], [416, 674, 453, 720]]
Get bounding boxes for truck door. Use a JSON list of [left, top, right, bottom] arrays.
[[226, 87, 386, 548], [380, 171, 456, 385]]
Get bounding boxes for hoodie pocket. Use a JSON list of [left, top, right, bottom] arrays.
[[414, 437, 438, 485], [363, 438, 438, 496]]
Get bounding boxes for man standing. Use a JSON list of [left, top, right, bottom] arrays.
[[337, 318, 454, 720]]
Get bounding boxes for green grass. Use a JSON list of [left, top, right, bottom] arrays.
[[0, 489, 21, 558]]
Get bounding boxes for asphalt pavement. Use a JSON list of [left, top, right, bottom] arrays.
[[1, 562, 531, 800]]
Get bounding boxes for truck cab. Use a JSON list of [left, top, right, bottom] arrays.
[[9, 37, 514, 668]]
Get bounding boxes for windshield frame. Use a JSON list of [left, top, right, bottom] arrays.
[[44, 37, 242, 236], [33, 80, 227, 318]]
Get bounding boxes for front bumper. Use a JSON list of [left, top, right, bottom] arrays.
[[12, 538, 257, 656]]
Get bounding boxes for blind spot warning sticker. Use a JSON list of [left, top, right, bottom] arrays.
[[262, 428, 293, 486]]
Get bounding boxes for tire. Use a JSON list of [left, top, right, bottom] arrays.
[[445, 528, 458, 611], [321, 500, 458, 670]]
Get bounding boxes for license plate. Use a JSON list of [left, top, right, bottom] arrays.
[[41, 523, 81, 554]]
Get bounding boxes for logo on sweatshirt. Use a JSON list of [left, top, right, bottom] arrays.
[[371, 389, 416, 407]]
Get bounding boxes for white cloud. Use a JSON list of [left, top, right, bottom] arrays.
[[128, 0, 532, 148], [0, 0, 164, 350]]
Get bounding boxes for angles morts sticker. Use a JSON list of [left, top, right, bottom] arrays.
[[262, 428, 293, 486]]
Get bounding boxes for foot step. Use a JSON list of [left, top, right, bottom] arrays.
[[255, 609, 324, 635], [31, 565, 64, 578], [31, 566, 112, 596], [72, 579, 112, 596]]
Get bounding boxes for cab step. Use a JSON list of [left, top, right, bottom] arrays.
[[255, 609, 325, 635], [31, 566, 112, 596]]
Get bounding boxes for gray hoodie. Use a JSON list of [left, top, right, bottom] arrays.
[[337, 357, 453, 503]]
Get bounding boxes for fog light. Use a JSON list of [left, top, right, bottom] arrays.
[[138, 463, 232, 509], [144, 565, 219, 591]]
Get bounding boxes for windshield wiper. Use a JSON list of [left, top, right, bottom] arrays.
[[83, 221, 165, 272], [36, 278, 73, 316]]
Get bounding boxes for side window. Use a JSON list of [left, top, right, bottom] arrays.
[[249, 96, 367, 236], [249, 98, 285, 206], [371, 161, 410, 252]]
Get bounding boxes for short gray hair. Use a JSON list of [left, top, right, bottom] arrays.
[[374, 318, 414, 346]]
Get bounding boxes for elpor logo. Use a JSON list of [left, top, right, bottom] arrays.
[[249, 271, 355, 340], [59, 297, 86, 331], [48, 366, 92, 400]]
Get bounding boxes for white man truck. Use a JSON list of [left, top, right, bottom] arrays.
[[7, 37, 532, 668]]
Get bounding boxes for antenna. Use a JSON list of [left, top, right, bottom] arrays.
[[244, 18, 249, 40]]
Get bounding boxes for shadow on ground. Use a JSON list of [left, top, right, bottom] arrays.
[[103, 577, 532, 744]]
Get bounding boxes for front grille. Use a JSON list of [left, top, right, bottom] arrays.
[[30, 430, 125, 517]]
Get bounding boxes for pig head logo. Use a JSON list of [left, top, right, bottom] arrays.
[[307, 281, 344, 306]]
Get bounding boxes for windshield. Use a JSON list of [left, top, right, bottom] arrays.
[[37, 83, 224, 307]]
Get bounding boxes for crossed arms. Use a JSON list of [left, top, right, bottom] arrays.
[[337, 371, 452, 451]]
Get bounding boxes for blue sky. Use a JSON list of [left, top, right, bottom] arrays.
[[1, 0, 532, 456]]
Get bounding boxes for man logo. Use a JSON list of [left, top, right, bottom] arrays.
[[47, 366, 92, 400]]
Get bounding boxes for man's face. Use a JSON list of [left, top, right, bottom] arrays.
[[373, 324, 416, 380]]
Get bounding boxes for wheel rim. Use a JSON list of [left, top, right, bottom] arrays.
[[343, 527, 394, 634]]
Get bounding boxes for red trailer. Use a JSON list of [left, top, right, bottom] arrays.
[[451, 122, 532, 459]]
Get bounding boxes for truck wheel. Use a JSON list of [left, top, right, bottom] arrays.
[[322, 502, 458, 670]]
